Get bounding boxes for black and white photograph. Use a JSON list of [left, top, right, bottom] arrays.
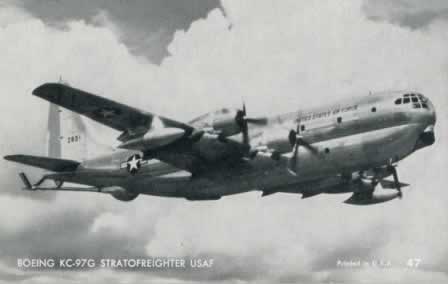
[[0, 0, 447, 283]]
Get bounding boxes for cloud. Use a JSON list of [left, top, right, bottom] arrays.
[[13, 0, 224, 64], [0, 0, 448, 283], [363, 0, 448, 29]]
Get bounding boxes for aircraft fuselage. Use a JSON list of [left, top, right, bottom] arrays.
[[69, 91, 436, 200]]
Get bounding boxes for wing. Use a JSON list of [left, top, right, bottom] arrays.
[[32, 83, 249, 174], [32, 83, 193, 141]]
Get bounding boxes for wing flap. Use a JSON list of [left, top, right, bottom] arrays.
[[4, 155, 80, 172]]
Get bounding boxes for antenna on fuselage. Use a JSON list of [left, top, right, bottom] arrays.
[[58, 75, 70, 86]]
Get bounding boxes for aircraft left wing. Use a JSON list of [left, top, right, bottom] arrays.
[[32, 83, 194, 142], [32, 83, 249, 174]]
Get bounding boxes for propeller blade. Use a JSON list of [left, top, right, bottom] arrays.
[[242, 121, 249, 145], [288, 122, 317, 175], [235, 110, 245, 127], [298, 138, 319, 155], [288, 142, 299, 175], [245, 117, 268, 125], [288, 124, 302, 175], [288, 129, 296, 147], [295, 122, 318, 155], [235, 106, 249, 145], [236, 102, 268, 146]]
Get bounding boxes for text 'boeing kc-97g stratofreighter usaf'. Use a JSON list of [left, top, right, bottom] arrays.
[[4, 83, 436, 205]]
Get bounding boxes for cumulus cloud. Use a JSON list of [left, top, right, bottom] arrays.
[[14, 0, 224, 64], [0, 0, 447, 283], [363, 0, 448, 29]]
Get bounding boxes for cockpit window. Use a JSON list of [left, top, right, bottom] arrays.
[[395, 93, 429, 110]]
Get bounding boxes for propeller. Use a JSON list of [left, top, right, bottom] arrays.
[[235, 102, 268, 145], [288, 122, 318, 175]]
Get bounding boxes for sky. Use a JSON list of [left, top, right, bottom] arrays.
[[14, 0, 224, 64], [0, 0, 448, 283]]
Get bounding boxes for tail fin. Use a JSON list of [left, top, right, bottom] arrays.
[[47, 103, 113, 162], [47, 103, 62, 158]]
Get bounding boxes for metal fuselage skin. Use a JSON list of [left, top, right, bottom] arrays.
[[73, 91, 436, 199]]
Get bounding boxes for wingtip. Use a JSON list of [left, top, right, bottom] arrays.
[[32, 82, 63, 98], [32, 83, 47, 97], [4, 155, 17, 161]]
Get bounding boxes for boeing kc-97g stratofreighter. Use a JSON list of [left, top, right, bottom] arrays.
[[4, 83, 436, 205]]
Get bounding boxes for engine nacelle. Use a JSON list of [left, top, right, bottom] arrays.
[[211, 108, 242, 137], [118, 127, 185, 151], [191, 108, 242, 138], [101, 186, 139, 201]]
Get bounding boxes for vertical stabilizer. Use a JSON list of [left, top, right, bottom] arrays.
[[60, 107, 89, 161], [47, 103, 61, 158], [46, 103, 89, 161], [46, 103, 114, 162]]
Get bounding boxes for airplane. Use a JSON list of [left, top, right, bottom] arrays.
[[4, 83, 436, 205]]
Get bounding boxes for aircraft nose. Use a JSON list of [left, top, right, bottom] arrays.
[[414, 94, 436, 149], [429, 103, 436, 125], [418, 126, 435, 146], [424, 96, 437, 125]]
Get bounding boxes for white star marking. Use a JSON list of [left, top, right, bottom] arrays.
[[127, 156, 140, 172]]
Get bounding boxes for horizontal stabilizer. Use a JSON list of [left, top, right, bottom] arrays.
[[16, 172, 120, 194], [4, 155, 80, 172], [30, 186, 100, 192]]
